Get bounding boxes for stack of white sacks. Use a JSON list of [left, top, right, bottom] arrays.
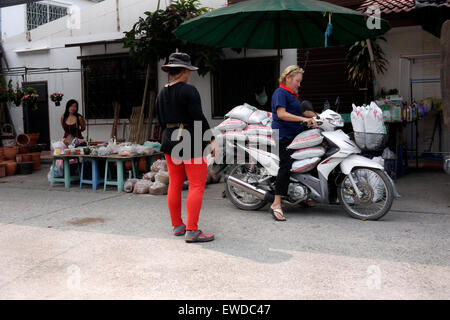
[[288, 129, 325, 173], [351, 101, 386, 150], [215, 103, 275, 156], [215, 103, 325, 173]]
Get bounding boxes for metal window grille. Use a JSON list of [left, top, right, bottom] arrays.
[[26, 2, 68, 31]]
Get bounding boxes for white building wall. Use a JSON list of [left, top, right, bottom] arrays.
[[1, 5, 26, 41], [1, 1, 96, 41], [377, 25, 448, 154]]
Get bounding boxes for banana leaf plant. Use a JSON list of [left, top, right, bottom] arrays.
[[123, 0, 224, 76], [346, 37, 388, 101]]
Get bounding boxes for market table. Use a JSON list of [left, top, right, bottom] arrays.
[[50, 152, 163, 191]]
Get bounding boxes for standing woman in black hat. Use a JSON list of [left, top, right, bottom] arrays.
[[156, 52, 217, 243]]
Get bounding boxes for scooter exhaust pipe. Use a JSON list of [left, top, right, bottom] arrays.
[[226, 175, 274, 202]]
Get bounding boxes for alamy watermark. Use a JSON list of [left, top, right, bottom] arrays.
[[67, 5, 81, 30], [365, 5, 382, 30], [165, 121, 280, 165], [66, 264, 81, 291], [366, 265, 382, 290]]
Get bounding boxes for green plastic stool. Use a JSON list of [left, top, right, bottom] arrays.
[[103, 158, 136, 192], [50, 157, 80, 189]]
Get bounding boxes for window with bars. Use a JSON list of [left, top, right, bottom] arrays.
[[26, 2, 68, 31], [82, 55, 158, 120]]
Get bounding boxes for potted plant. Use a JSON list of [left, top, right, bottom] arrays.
[[346, 37, 388, 102], [50, 92, 64, 106], [13, 84, 24, 106], [0, 79, 8, 103], [7, 80, 15, 103], [22, 87, 39, 110]]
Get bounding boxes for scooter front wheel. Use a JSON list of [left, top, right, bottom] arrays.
[[338, 168, 394, 220]]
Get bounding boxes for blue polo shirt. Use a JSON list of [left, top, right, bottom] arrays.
[[271, 87, 304, 140]]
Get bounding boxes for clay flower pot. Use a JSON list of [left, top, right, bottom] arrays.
[[22, 154, 32, 162], [5, 161, 17, 176], [16, 134, 30, 146], [19, 145, 31, 154], [4, 146, 18, 160], [31, 152, 41, 170], [28, 133, 40, 145]]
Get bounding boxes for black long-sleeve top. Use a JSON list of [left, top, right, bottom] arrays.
[[155, 82, 213, 160]]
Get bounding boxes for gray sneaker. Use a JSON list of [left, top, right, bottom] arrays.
[[173, 224, 186, 236], [185, 230, 214, 243]]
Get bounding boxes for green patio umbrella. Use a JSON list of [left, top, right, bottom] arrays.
[[173, 0, 390, 49]]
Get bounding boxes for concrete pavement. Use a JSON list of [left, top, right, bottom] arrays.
[[0, 164, 449, 299]]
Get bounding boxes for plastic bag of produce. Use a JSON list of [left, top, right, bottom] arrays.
[[364, 102, 386, 134], [149, 181, 169, 195], [124, 178, 138, 193], [151, 159, 167, 172], [350, 104, 365, 132], [133, 180, 153, 194], [155, 171, 169, 185], [291, 157, 320, 173], [291, 147, 325, 160], [206, 167, 223, 184], [143, 171, 157, 182], [287, 129, 323, 149], [225, 103, 257, 122]]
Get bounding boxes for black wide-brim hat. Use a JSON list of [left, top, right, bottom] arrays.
[[161, 52, 199, 72]]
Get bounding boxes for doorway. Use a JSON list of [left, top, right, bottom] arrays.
[[22, 81, 50, 150]]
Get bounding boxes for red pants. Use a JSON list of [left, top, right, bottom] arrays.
[[165, 154, 208, 231]]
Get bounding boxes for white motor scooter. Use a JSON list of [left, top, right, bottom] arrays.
[[222, 105, 398, 220]]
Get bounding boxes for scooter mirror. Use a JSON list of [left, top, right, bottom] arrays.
[[300, 100, 314, 112], [335, 96, 340, 113]]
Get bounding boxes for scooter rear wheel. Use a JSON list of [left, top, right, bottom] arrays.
[[225, 164, 267, 211]]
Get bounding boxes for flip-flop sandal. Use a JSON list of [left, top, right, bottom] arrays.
[[270, 207, 286, 221], [173, 224, 186, 236], [185, 230, 215, 243]]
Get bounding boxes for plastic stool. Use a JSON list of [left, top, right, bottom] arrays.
[[80, 158, 104, 190], [103, 158, 136, 192], [50, 157, 80, 189]]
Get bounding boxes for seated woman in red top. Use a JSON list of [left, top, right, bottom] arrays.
[[61, 99, 86, 141]]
